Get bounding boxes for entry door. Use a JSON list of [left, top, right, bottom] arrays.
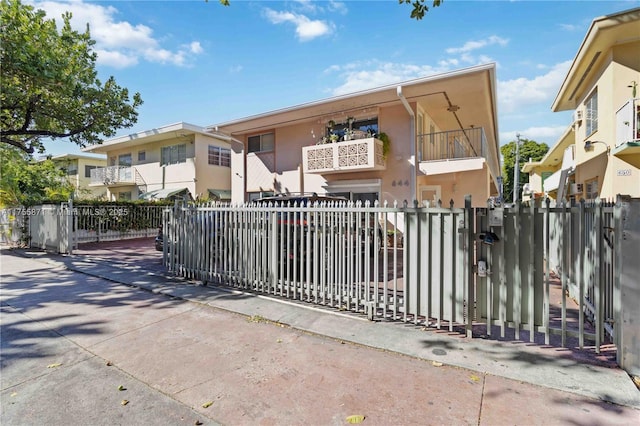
[[419, 185, 441, 207]]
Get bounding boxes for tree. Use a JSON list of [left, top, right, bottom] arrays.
[[500, 138, 549, 203], [217, 0, 444, 21], [398, 0, 444, 20], [0, 0, 143, 155], [0, 146, 74, 207]]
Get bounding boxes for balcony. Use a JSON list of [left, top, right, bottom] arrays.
[[418, 127, 487, 162], [417, 127, 488, 175], [615, 97, 640, 147], [90, 166, 135, 186], [612, 98, 640, 167], [302, 137, 386, 174]]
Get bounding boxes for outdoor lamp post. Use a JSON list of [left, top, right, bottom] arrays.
[[513, 133, 522, 204]]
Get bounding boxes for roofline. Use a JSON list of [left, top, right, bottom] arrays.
[[49, 153, 107, 161], [552, 7, 640, 111], [82, 122, 215, 153], [522, 125, 575, 172], [207, 63, 497, 130]]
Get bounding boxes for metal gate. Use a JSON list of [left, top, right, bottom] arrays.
[[163, 196, 624, 355]]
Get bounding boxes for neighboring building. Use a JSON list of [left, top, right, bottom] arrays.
[[83, 122, 232, 201], [210, 63, 501, 208], [533, 7, 640, 202], [49, 153, 108, 200]]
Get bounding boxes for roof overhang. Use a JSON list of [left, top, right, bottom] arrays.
[[83, 122, 218, 154], [210, 64, 498, 150], [522, 125, 575, 173], [552, 7, 640, 111], [139, 187, 192, 201]]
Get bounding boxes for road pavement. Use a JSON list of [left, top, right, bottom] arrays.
[[1, 241, 639, 425]]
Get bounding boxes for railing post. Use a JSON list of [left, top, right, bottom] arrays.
[[464, 195, 474, 338]]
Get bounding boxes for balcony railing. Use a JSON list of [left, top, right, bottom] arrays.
[[90, 166, 134, 185], [302, 137, 386, 174], [615, 97, 640, 147], [418, 127, 487, 162]]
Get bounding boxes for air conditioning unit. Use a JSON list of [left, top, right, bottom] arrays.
[[573, 110, 583, 123], [570, 183, 584, 195]]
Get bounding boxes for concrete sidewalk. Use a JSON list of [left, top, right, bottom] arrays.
[[2, 245, 639, 425]]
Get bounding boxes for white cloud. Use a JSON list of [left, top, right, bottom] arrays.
[[31, 1, 203, 68], [498, 61, 572, 113], [263, 8, 334, 41], [500, 125, 568, 146], [446, 35, 509, 55], [326, 61, 447, 95]]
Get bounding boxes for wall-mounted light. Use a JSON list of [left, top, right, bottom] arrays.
[[584, 140, 609, 154]]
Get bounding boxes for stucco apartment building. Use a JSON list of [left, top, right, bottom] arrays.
[[83, 122, 233, 201], [524, 8, 640, 202], [210, 63, 501, 208], [49, 153, 107, 200]]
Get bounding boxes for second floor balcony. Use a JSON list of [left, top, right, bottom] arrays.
[[90, 166, 135, 186], [302, 137, 387, 174], [418, 127, 487, 162]]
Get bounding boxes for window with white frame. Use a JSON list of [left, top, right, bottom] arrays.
[[161, 144, 187, 165], [208, 145, 231, 167], [248, 133, 275, 153], [585, 90, 598, 136]]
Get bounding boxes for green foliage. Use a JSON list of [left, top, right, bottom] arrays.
[[215, 0, 443, 21], [377, 132, 391, 158], [0, 0, 143, 154], [74, 202, 169, 232], [500, 139, 549, 203], [398, 0, 443, 20], [0, 145, 74, 207]]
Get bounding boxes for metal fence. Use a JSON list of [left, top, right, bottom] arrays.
[[8, 202, 167, 251], [162, 196, 623, 354], [73, 204, 164, 243]]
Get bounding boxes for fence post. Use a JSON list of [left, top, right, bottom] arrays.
[[464, 195, 474, 338], [544, 197, 550, 345]]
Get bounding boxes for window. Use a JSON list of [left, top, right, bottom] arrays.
[[327, 118, 379, 140], [208, 145, 231, 167], [138, 151, 146, 162], [585, 90, 598, 136], [85, 165, 97, 178], [118, 153, 132, 167], [66, 163, 78, 175], [161, 144, 187, 165], [248, 133, 275, 153], [585, 178, 599, 200], [118, 191, 132, 201]]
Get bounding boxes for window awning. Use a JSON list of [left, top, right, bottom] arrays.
[[139, 187, 192, 201], [208, 189, 231, 201]]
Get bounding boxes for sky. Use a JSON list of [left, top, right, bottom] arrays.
[[33, 0, 640, 158]]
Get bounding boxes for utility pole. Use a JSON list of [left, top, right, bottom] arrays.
[[513, 133, 521, 204]]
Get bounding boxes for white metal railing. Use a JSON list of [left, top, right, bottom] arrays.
[[615, 97, 639, 147], [302, 137, 386, 173], [163, 197, 621, 353], [418, 127, 487, 162], [90, 166, 135, 185]]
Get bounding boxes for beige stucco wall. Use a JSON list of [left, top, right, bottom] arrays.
[[571, 40, 640, 200], [75, 157, 107, 199], [96, 134, 231, 201], [417, 165, 489, 207], [235, 101, 494, 206]]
